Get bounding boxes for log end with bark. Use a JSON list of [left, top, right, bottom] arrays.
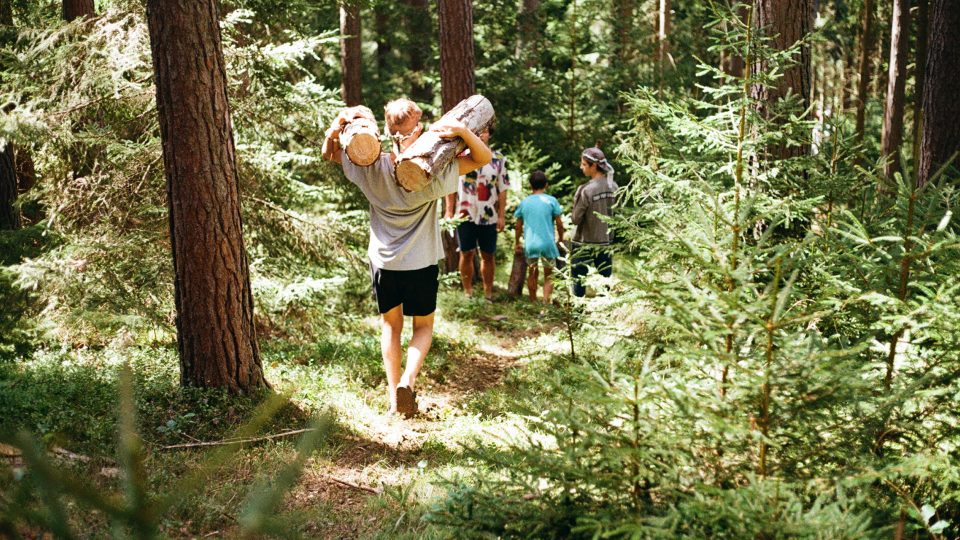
[[341, 116, 381, 167], [395, 94, 494, 192]]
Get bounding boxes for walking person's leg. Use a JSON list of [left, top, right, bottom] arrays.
[[527, 262, 539, 302], [399, 312, 434, 392], [480, 250, 495, 300], [379, 305, 404, 413], [542, 263, 553, 304], [459, 249, 476, 296], [571, 245, 588, 297]]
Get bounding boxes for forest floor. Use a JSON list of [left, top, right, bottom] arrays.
[[1, 269, 579, 539]]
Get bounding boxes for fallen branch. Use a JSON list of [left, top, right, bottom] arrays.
[[328, 476, 380, 495], [159, 428, 316, 450]]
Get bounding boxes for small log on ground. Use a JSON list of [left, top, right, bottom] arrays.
[[395, 95, 494, 192], [341, 115, 381, 166]]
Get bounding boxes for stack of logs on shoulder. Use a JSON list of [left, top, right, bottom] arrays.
[[396, 95, 495, 192]]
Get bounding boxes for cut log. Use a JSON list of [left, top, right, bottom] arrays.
[[341, 116, 381, 166], [395, 95, 494, 192]]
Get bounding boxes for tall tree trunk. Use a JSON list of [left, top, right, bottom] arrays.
[[751, 0, 814, 159], [657, 0, 671, 93], [517, 0, 541, 66], [917, 0, 960, 187], [0, 0, 12, 26], [146, 0, 268, 393], [612, 0, 634, 111], [62, 0, 94, 21], [340, 3, 362, 106], [374, 4, 391, 81], [405, 0, 432, 103], [0, 143, 19, 230], [437, 0, 476, 273], [911, 0, 929, 149], [880, 0, 910, 181], [854, 0, 876, 145]]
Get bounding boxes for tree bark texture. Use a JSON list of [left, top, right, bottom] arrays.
[[912, 0, 929, 149], [437, 0, 476, 114], [507, 251, 527, 298], [880, 0, 910, 180], [339, 3, 362, 107], [0, 142, 19, 230], [751, 0, 813, 159], [917, 0, 960, 187], [517, 0, 541, 65], [657, 0, 671, 86], [0, 0, 12, 26], [396, 95, 494, 192], [62, 0, 94, 21], [146, 0, 267, 393], [374, 4, 391, 79], [854, 0, 876, 144], [404, 0, 432, 103]]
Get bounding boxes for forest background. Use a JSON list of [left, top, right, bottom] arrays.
[[1, 0, 959, 538]]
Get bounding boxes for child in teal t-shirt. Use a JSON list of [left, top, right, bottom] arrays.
[[513, 171, 565, 303]]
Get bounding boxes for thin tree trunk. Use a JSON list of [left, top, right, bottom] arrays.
[[657, 0, 671, 93], [340, 3, 362, 107], [751, 0, 814, 159], [374, 4, 391, 81], [437, 0, 476, 273], [881, 0, 910, 181], [0, 143, 19, 230], [855, 0, 876, 145], [517, 0, 541, 66], [405, 0, 432, 103], [917, 0, 960, 187], [911, 0, 929, 150], [146, 0, 268, 393], [62, 0, 94, 21]]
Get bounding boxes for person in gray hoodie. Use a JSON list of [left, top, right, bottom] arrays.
[[571, 147, 617, 297]]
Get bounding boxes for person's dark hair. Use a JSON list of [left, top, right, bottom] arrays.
[[582, 147, 610, 173], [529, 170, 548, 190]]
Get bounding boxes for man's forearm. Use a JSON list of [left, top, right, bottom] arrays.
[[459, 128, 492, 166]]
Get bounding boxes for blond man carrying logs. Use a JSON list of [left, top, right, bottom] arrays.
[[322, 99, 491, 417]]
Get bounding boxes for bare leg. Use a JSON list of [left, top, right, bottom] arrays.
[[459, 249, 475, 297], [480, 250, 495, 299], [399, 312, 435, 392], [380, 305, 404, 413], [527, 264, 539, 302], [543, 265, 553, 304]]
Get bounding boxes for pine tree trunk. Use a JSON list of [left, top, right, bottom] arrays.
[[374, 4, 391, 80], [340, 3, 362, 107], [880, 0, 910, 181], [438, 0, 476, 273], [854, 0, 876, 145], [62, 0, 94, 21], [507, 252, 527, 298], [917, 0, 960, 187], [0, 143, 19, 230], [657, 0, 671, 92], [751, 0, 813, 159], [912, 0, 929, 149], [146, 0, 268, 393], [404, 0, 432, 103], [517, 0, 540, 66]]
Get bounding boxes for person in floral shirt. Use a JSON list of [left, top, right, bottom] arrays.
[[444, 126, 509, 301]]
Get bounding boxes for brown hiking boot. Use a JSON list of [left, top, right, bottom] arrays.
[[396, 385, 417, 418]]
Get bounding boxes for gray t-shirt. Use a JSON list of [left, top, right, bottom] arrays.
[[341, 150, 459, 271]]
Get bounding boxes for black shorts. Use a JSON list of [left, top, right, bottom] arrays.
[[457, 222, 498, 253], [369, 263, 439, 316]]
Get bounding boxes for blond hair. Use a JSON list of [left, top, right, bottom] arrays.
[[384, 98, 422, 133]]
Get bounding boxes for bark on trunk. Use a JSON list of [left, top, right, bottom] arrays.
[[917, 0, 960, 187], [405, 0, 432, 103], [507, 251, 527, 298], [0, 142, 19, 230], [62, 0, 94, 21], [517, 0, 541, 65], [395, 95, 494, 192], [438, 0, 475, 113], [751, 0, 814, 159], [880, 0, 910, 181], [146, 0, 268, 393], [1, 0, 12, 26], [912, 0, 929, 149], [854, 0, 876, 144], [340, 3, 362, 107], [657, 0, 671, 91]]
